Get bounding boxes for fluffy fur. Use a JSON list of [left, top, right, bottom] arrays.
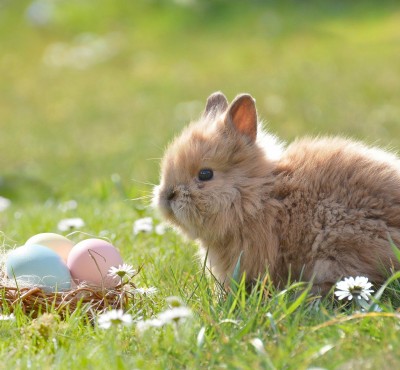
[[154, 92, 400, 293]]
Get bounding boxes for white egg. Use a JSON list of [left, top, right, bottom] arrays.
[[25, 233, 74, 262]]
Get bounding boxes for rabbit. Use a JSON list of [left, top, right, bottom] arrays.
[[153, 91, 400, 294]]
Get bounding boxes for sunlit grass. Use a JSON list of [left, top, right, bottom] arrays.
[[1, 0, 400, 368]]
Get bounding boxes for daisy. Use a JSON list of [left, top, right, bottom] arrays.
[[135, 307, 192, 333], [0, 196, 11, 212], [97, 309, 132, 329], [250, 338, 265, 355], [108, 264, 136, 280], [135, 296, 192, 333], [133, 286, 158, 296], [133, 217, 153, 234], [166, 296, 184, 308], [58, 200, 78, 212], [155, 223, 167, 235], [0, 313, 15, 321], [334, 276, 374, 301], [57, 217, 85, 231], [136, 318, 164, 333], [158, 307, 192, 324]]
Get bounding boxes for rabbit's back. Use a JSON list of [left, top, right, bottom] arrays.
[[271, 137, 400, 291]]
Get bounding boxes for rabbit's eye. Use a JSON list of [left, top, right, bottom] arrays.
[[198, 169, 213, 181]]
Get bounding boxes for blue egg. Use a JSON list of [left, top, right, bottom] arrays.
[[6, 244, 71, 292]]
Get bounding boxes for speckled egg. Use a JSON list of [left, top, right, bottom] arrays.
[[6, 244, 71, 292], [25, 233, 74, 262], [67, 238, 123, 288]]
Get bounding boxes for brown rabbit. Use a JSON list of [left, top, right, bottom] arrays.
[[154, 91, 400, 294]]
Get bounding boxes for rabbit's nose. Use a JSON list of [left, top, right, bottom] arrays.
[[166, 188, 177, 201]]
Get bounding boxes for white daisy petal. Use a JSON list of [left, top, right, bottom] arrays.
[[250, 338, 266, 354], [0, 313, 15, 321], [97, 309, 132, 329], [155, 223, 167, 235], [133, 286, 158, 296], [57, 217, 85, 231], [133, 217, 153, 234], [135, 300, 192, 332], [334, 291, 350, 300], [58, 200, 78, 212], [136, 318, 164, 333], [158, 307, 192, 324]]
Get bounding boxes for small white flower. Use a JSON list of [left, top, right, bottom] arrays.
[[0, 196, 11, 212], [335, 276, 374, 301], [97, 309, 132, 329], [57, 217, 85, 231], [135, 307, 192, 333], [250, 338, 265, 354], [133, 286, 158, 296], [158, 307, 192, 324], [136, 318, 164, 333], [155, 223, 167, 235], [133, 217, 153, 234], [0, 313, 15, 321], [166, 296, 184, 307], [108, 264, 136, 280], [58, 200, 78, 212]]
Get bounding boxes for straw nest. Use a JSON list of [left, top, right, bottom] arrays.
[[0, 268, 141, 318]]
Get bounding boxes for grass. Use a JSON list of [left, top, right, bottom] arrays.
[[1, 0, 400, 368]]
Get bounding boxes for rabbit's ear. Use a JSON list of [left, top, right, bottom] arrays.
[[203, 91, 229, 118], [226, 94, 257, 142]]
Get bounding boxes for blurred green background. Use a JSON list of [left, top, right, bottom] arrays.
[[1, 4, 400, 366], [1, 0, 399, 204]]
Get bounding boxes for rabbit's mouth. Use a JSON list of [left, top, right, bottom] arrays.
[[154, 184, 185, 222], [154, 184, 202, 236], [153, 185, 173, 216]]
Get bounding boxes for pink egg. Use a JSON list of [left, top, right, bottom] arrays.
[[67, 238, 123, 288]]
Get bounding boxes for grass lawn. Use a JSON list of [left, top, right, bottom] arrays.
[[1, 0, 400, 369]]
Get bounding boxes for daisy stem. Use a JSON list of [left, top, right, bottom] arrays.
[[173, 322, 180, 343]]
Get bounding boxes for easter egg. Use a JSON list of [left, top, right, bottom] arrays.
[[25, 233, 74, 263], [67, 239, 123, 288], [6, 244, 71, 292]]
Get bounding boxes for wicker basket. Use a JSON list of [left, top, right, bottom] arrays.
[[0, 270, 140, 318]]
